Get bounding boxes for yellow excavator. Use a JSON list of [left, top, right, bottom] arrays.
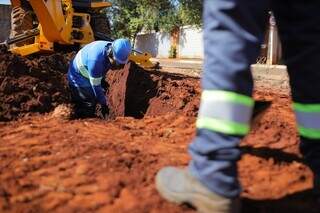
[[4, 0, 155, 68]]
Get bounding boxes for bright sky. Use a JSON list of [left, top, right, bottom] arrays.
[[0, 0, 10, 5]]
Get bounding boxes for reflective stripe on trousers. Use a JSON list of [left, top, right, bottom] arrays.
[[293, 102, 320, 139], [196, 90, 254, 135], [75, 50, 102, 86]]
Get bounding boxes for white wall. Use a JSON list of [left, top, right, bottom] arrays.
[[134, 26, 204, 59], [135, 32, 171, 58], [178, 26, 203, 59]]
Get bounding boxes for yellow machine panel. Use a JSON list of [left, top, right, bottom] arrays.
[[7, 0, 155, 68]]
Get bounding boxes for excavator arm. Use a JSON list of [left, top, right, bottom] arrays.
[[7, 0, 156, 68], [9, 0, 100, 55]]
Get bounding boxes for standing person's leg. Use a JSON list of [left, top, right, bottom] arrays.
[[272, 0, 320, 191], [69, 85, 97, 118], [156, 0, 269, 212]]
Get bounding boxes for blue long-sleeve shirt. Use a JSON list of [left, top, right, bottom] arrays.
[[68, 41, 112, 105]]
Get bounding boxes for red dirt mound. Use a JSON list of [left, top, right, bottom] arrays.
[[0, 49, 73, 121], [0, 50, 200, 121], [0, 92, 318, 213]]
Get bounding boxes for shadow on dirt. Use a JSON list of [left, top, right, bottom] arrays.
[[240, 146, 318, 212], [242, 189, 319, 213], [241, 146, 303, 164]]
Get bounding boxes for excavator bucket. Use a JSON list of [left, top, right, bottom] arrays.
[[129, 51, 157, 69]]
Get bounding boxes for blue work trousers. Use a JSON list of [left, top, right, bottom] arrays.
[[189, 0, 320, 198], [69, 85, 97, 118]]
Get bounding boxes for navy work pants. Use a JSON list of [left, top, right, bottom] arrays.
[[69, 85, 97, 118], [189, 0, 320, 198]]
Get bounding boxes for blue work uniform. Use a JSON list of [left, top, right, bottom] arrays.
[[189, 0, 320, 198], [68, 41, 111, 117]]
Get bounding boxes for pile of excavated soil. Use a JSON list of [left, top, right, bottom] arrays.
[[0, 48, 73, 121], [0, 50, 200, 121]]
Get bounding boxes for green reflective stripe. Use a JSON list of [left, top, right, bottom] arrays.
[[202, 90, 254, 107], [197, 90, 253, 135], [75, 50, 102, 86], [293, 102, 320, 113], [199, 101, 252, 124], [298, 126, 320, 139], [75, 50, 90, 79], [196, 117, 250, 135], [294, 102, 320, 137], [78, 66, 90, 79], [89, 76, 102, 86], [295, 111, 320, 130]]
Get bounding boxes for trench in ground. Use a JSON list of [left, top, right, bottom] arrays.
[[105, 62, 200, 119]]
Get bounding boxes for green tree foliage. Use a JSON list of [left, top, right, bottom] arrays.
[[178, 0, 202, 27], [106, 0, 202, 39]]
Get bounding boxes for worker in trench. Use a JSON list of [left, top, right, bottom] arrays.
[[67, 39, 132, 118], [156, 0, 320, 213]]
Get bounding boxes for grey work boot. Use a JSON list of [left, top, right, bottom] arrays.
[[156, 167, 239, 213]]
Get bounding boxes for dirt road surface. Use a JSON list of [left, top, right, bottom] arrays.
[[0, 50, 318, 212]]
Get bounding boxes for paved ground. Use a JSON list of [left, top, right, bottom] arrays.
[[152, 59, 289, 94], [151, 58, 202, 77], [151, 58, 202, 69]]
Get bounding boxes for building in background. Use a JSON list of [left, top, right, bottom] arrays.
[[178, 26, 203, 59], [135, 26, 204, 59], [135, 12, 280, 62], [135, 31, 172, 58], [0, 4, 11, 42]]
